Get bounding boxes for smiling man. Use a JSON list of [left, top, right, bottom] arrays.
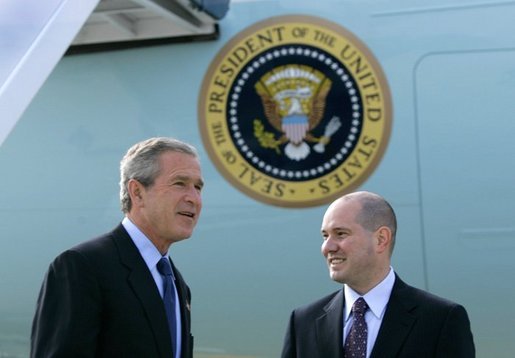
[[281, 191, 475, 358], [31, 137, 204, 358]]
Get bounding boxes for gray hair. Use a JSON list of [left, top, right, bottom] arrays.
[[119, 137, 199, 213]]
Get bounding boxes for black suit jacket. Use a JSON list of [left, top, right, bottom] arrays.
[[281, 275, 475, 358], [31, 224, 193, 358]]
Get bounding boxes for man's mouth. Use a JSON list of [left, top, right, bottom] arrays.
[[329, 257, 345, 265], [178, 211, 195, 219]]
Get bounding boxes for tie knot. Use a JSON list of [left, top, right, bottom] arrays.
[[352, 297, 368, 315], [157, 257, 173, 277]]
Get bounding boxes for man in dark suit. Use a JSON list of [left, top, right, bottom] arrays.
[[31, 137, 204, 358], [281, 191, 475, 358]]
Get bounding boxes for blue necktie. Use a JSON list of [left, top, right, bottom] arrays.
[[343, 297, 369, 358], [157, 257, 177, 356]]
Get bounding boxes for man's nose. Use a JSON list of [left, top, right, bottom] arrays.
[[322, 237, 337, 254]]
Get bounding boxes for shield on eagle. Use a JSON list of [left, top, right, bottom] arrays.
[[255, 64, 334, 161]]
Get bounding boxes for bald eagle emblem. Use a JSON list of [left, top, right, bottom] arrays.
[[254, 64, 342, 161]]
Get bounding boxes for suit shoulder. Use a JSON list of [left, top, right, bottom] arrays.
[[397, 280, 468, 316], [70, 232, 116, 256], [52, 225, 124, 266], [408, 285, 461, 307], [292, 290, 341, 316]]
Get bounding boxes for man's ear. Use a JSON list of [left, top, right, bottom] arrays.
[[128, 179, 144, 207], [375, 226, 392, 254]]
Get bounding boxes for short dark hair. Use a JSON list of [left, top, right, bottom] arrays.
[[351, 192, 397, 253]]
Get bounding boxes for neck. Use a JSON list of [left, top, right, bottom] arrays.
[[126, 213, 171, 255], [351, 265, 391, 295]]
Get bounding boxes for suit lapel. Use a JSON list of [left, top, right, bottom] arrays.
[[370, 276, 416, 358], [316, 290, 344, 358], [111, 224, 173, 358]]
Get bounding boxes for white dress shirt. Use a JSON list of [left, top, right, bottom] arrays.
[[343, 267, 396, 358]]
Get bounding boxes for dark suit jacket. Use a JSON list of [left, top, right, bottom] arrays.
[[31, 224, 193, 358], [281, 275, 475, 358]]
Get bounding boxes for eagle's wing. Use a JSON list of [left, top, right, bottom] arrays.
[[309, 78, 332, 129], [256, 84, 282, 132]]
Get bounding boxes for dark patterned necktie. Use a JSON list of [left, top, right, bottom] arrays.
[[157, 257, 177, 356], [343, 297, 369, 358]]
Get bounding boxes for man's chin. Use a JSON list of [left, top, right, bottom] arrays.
[[329, 271, 346, 284], [169, 232, 192, 244]]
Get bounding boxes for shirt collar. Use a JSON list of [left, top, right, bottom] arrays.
[[122, 216, 164, 270], [344, 267, 396, 322]]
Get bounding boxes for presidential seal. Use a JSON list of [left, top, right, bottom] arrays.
[[199, 15, 392, 207]]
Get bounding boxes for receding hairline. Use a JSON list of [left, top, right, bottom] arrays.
[[338, 191, 397, 238]]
